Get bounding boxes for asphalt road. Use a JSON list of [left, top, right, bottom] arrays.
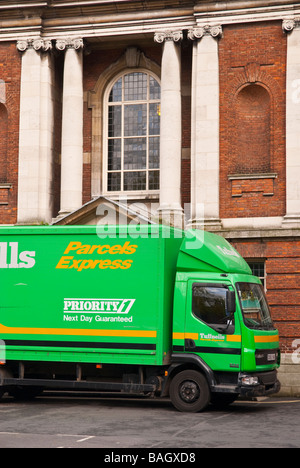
[[0, 393, 299, 449]]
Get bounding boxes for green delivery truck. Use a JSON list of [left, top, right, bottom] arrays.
[[0, 225, 280, 412]]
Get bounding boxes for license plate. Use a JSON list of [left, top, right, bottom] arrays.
[[267, 353, 276, 361]]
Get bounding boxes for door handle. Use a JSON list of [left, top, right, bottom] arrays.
[[185, 339, 196, 351]]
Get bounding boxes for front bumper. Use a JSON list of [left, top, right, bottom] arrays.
[[238, 371, 281, 398], [212, 370, 281, 397]]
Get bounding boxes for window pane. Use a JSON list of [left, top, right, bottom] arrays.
[[109, 78, 122, 102], [236, 282, 274, 331], [149, 170, 159, 190], [249, 262, 264, 278], [107, 172, 121, 191], [247, 261, 265, 288], [149, 137, 160, 169], [192, 286, 228, 325], [149, 76, 161, 100], [124, 104, 147, 137], [124, 172, 146, 191], [124, 138, 146, 170], [124, 73, 147, 101], [108, 106, 121, 137], [108, 139, 121, 170], [106, 71, 161, 193], [149, 103, 160, 136]]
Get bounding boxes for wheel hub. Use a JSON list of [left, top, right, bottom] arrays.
[[179, 380, 200, 403]]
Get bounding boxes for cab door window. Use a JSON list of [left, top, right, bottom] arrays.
[[192, 284, 235, 334]]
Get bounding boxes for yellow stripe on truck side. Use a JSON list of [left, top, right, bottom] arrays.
[[173, 332, 198, 341], [254, 335, 279, 344], [0, 323, 157, 339], [227, 335, 241, 343]]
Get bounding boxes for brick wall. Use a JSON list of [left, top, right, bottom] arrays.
[[219, 22, 286, 219], [0, 104, 8, 182], [230, 237, 300, 354], [181, 43, 192, 207], [0, 43, 21, 225]]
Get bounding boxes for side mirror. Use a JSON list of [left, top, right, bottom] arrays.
[[227, 290, 236, 314]]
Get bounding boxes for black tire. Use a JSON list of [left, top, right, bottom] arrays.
[[169, 370, 210, 413], [210, 393, 238, 408], [0, 389, 4, 400], [9, 386, 43, 401]]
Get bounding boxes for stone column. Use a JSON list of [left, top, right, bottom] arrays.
[[188, 25, 222, 230], [154, 31, 183, 228], [17, 38, 54, 224], [56, 38, 84, 216], [283, 20, 300, 227]]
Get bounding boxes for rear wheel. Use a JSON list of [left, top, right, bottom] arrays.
[[9, 386, 43, 401], [170, 370, 210, 413]]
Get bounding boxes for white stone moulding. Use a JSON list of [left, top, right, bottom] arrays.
[[55, 38, 84, 51], [187, 25, 222, 40], [16, 38, 52, 52], [154, 30, 183, 43]]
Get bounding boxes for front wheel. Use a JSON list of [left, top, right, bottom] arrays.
[[210, 393, 238, 408], [169, 370, 210, 413]]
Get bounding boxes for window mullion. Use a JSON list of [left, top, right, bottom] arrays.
[[120, 76, 124, 191], [146, 101, 149, 191]]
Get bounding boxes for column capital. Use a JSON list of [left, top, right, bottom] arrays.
[[154, 30, 183, 44], [188, 25, 222, 40], [17, 38, 52, 53], [55, 38, 84, 51], [282, 19, 296, 33]]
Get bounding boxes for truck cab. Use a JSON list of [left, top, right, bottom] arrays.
[[169, 230, 280, 412]]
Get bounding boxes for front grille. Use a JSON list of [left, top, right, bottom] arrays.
[[255, 349, 279, 366]]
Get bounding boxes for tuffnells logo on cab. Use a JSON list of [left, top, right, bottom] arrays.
[[0, 242, 36, 269]]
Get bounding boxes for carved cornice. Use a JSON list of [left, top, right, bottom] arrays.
[[16, 38, 52, 52], [188, 25, 222, 40], [154, 30, 183, 44], [55, 38, 84, 51]]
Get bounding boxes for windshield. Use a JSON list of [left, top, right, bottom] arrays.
[[236, 282, 274, 330]]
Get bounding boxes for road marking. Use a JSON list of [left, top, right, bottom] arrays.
[[77, 436, 95, 443], [235, 399, 300, 404], [0, 432, 20, 435]]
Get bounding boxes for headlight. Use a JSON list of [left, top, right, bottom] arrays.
[[241, 375, 259, 386]]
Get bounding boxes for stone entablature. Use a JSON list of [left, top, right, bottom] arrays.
[[1, 1, 300, 42]]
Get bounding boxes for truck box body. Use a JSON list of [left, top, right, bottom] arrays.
[[0, 225, 182, 366], [0, 225, 280, 412]]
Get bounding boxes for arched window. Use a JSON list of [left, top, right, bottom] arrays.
[[104, 71, 160, 194]]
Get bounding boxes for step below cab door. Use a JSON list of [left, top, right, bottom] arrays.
[[184, 280, 242, 373]]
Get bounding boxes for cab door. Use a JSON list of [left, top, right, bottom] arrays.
[[184, 280, 242, 372]]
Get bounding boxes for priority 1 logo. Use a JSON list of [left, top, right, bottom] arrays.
[[63, 298, 136, 314], [0, 242, 36, 269]]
